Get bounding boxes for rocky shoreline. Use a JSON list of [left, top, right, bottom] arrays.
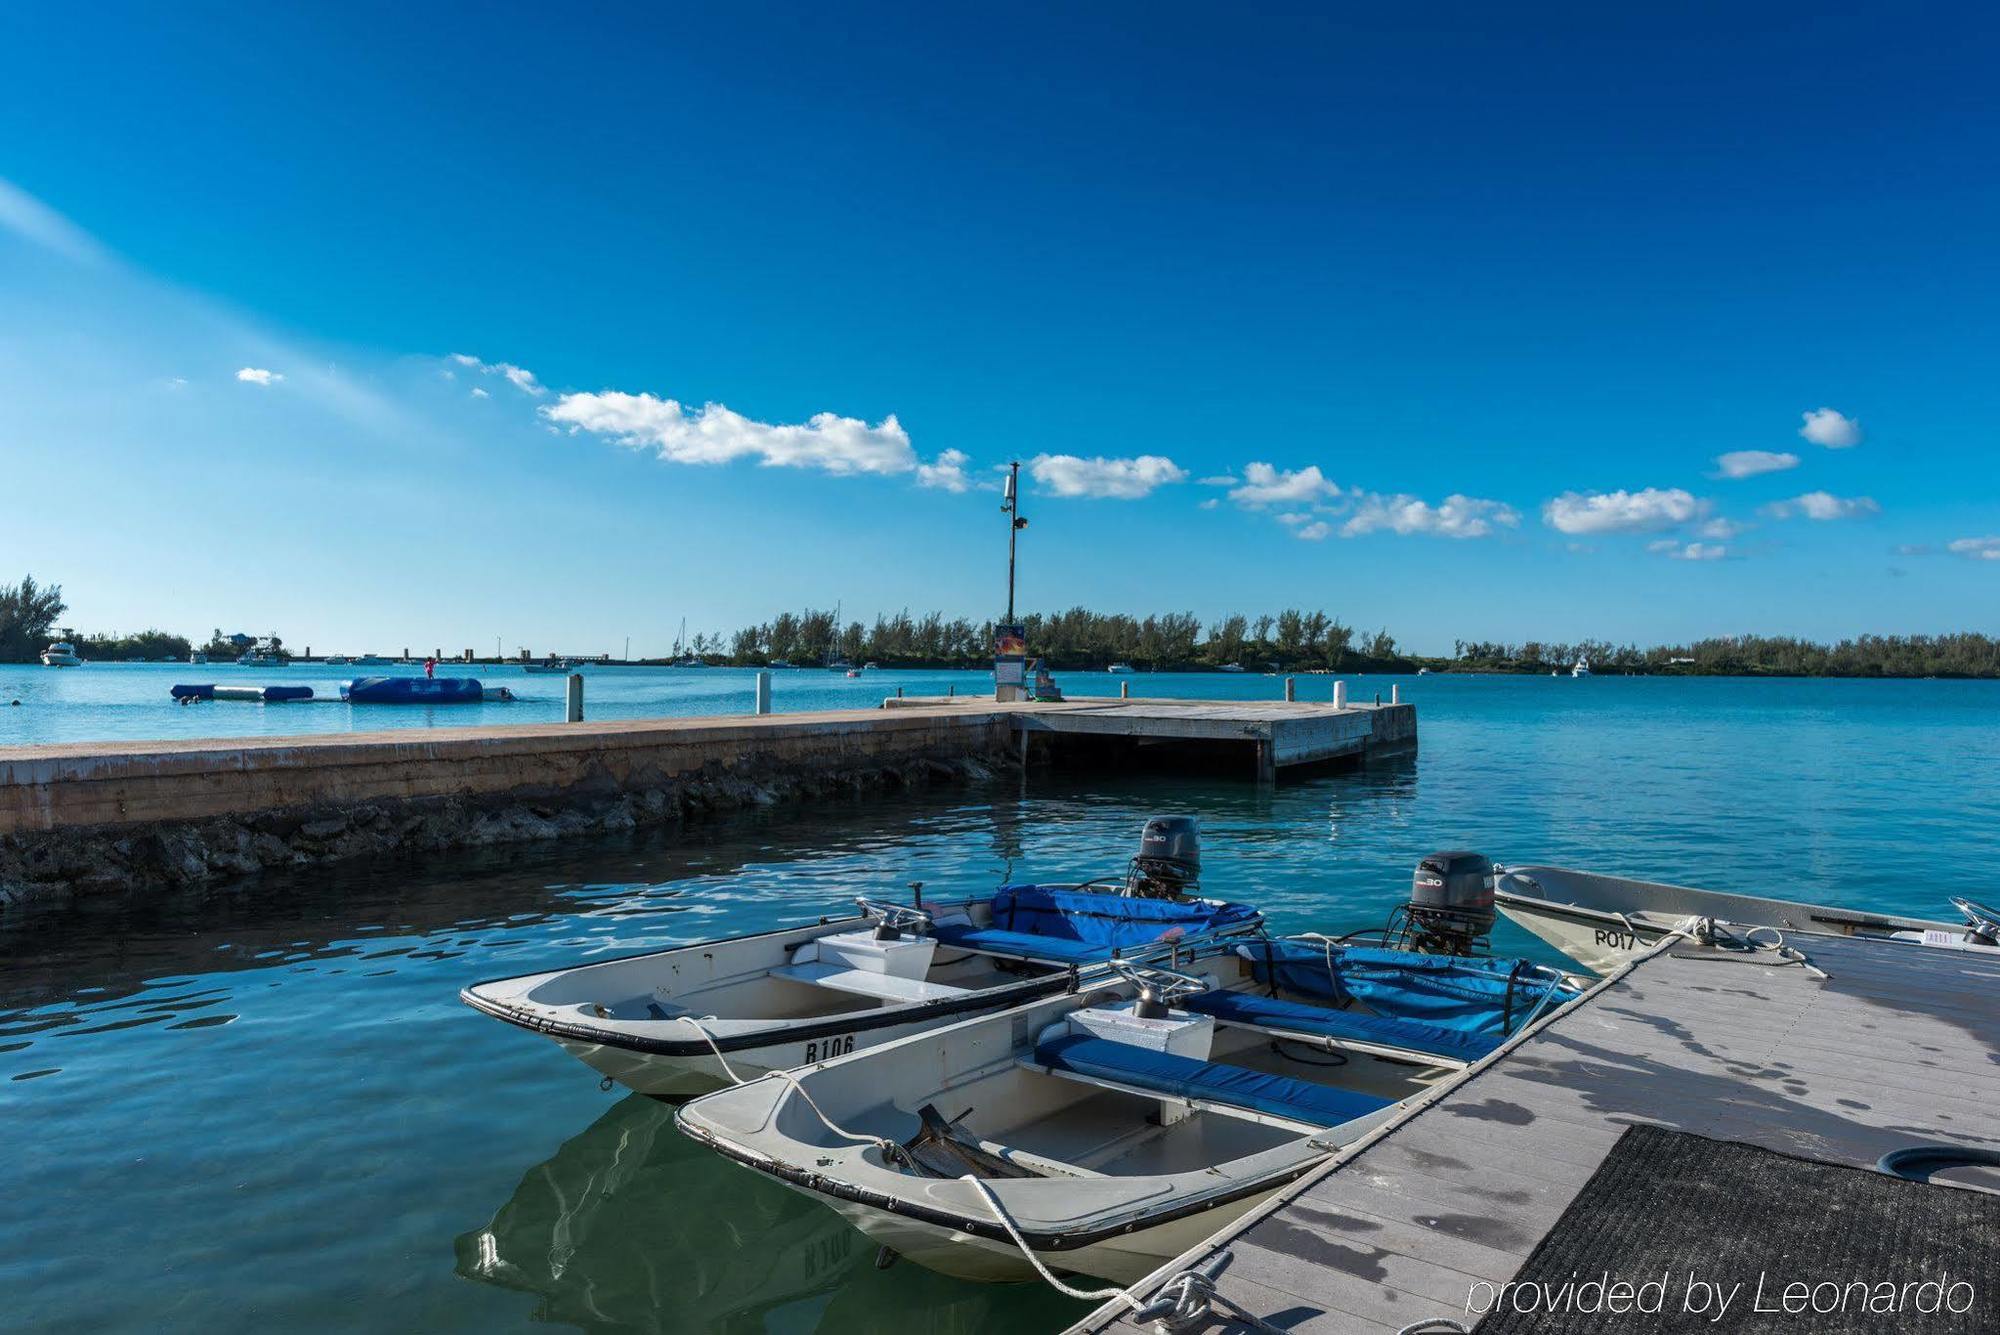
[[1, 753, 1009, 908]]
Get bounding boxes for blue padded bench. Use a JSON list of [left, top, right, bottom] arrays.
[[1180, 990, 1503, 1067], [1032, 1033, 1394, 1130], [931, 885, 1259, 966]]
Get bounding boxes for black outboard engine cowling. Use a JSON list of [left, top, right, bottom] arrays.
[[1396, 851, 1496, 954], [1126, 816, 1201, 898]]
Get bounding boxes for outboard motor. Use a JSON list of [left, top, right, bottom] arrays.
[[1126, 816, 1201, 898], [1391, 851, 1497, 955]]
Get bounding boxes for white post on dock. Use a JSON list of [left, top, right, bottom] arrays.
[[1391, 683, 1401, 705], [1333, 680, 1347, 710], [1120, 680, 1130, 699], [565, 673, 584, 723], [1284, 677, 1296, 702], [753, 671, 772, 716]]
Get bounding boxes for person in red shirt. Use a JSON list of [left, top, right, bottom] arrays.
[[423, 656, 437, 680]]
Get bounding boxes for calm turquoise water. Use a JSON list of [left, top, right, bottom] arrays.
[[3, 677, 1998, 1331]]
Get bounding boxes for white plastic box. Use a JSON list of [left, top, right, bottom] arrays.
[[1066, 1003, 1215, 1062], [812, 930, 938, 980]]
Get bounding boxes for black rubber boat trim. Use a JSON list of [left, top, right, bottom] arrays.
[[461, 969, 1074, 1054], [678, 1117, 1320, 1252]]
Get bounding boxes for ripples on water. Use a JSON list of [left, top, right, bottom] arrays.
[[2, 677, 1996, 1331]]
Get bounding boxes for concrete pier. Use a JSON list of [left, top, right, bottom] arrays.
[[0, 696, 1414, 900]]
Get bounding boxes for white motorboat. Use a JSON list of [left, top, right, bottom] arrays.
[[465, 887, 1258, 1099], [1106, 663, 1134, 675], [188, 650, 208, 665], [1571, 656, 1591, 678], [463, 818, 1259, 1098], [676, 940, 1577, 1284], [1494, 863, 1982, 975], [521, 658, 571, 674], [39, 641, 83, 667]]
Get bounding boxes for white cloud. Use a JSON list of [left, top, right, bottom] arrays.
[[235, 366, 284, 386], [1948, 537, 2000, 561], [1198, 497, 1220, 511], [547, 390, 917, 477], [1697, 517, 1751, 540], [1029, 453, 1187, 499], [450, 353, 546, 396], [1799, 407, 1861, 449], [1649, 540, 1729, 561], [1713, 450, 1799, 479], [1294, 520, 1332, 541], [0, 176, 109, 265], [470, 386, 490, 399], [1762, 491, 1880, 521], [1542, 487, 1705, 535], [1197, 474, 1239, 487], [1229, 462, 1340, 508], [915, 448, 971, 492], [1341, 492, 1520, 539]]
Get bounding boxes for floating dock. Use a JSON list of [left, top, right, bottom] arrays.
[[1067, 930, 2000, 1334]]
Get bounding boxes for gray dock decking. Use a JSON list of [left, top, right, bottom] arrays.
[[1067, 930, 2000, 1334]]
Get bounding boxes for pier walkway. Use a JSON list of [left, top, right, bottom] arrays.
[[1067, 930, 2000, 1334]]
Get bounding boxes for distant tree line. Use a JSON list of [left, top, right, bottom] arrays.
[[695, 605, 1398, 670], [5, 572, 1996, 677], [1451, 634, 2000, 679]]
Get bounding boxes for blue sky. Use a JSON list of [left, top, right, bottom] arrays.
[[2, 3, 1996, 657]]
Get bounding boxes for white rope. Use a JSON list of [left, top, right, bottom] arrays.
[[958, 1174, 1144, 1308], [671, 1015, 750, 1085], [672, 1015, 900, 1153]]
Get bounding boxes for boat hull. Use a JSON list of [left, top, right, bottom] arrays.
[[543, 994, 1043, 1098], [1495, 864, 1955, 975], [805, 1183, 1275, 1283]]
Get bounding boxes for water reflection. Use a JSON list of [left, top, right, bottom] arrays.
[[456, 1094, 1083, 1333]]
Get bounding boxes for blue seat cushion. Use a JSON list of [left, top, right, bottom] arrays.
[[1180, 990, 1502, 1065], [986, 886, 1259, 948], [930, 926, 1112, 964], [1033, 1033, 1394, 1129]]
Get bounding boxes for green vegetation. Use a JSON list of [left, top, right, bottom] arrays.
[[72, 629, 194, 661], [5, 574, 1996, 677], [0, 575, 68, 662]]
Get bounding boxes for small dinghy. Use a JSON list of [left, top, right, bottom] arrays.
[[463, 818, 1261, 1097], [675, 939, 1578, 1284], [1494, 863, 1987, 975]]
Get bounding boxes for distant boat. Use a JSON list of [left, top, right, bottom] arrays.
[[677, 657, 708, 668], [189, 650, 208, 665], [353, 654, 388, 666], [845, 669, 861, 678], [1571, 657, 1592, 679], [1107, 663, 1135, 674], [522, 658, 573, 674], [827, 660, 852, 671], [1218, 663, 1246, 674], [236, 651, 286, 667], [768, 659, 794, 669], [863, 662, 880, 671], [40, 641, 83, 667], [1417, 667, 1431, 676], [326, 655, 351, 665]]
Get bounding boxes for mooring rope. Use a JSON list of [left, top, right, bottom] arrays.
[[673, 1015, 904, 1157]]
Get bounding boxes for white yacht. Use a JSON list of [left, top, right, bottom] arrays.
[[1571, 656, 1592, 678], [40, 640, 83, 667], [1107, 663, 1135, 674]]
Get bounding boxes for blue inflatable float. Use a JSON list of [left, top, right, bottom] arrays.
[[341, 676, 484, 704], [171, 683, 313, 703]]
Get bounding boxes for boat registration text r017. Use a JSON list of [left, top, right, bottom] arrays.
[[804, 1035, 857, 1063], [1594, 926, 1642, 952]]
